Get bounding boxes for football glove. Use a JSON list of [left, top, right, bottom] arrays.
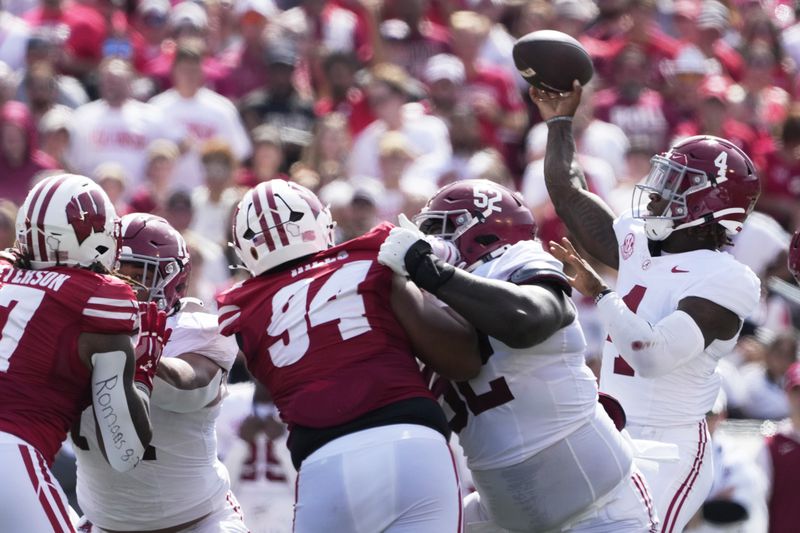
[[134, 302, 171, 394]]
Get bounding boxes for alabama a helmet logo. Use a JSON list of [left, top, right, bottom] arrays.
[[66, 190, 108, 244]]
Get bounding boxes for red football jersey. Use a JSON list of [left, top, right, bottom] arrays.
[[0, 260, 138, 464], [217, 223, 434, 429]]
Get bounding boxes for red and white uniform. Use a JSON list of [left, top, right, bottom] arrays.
[[217, 223, 461, 533], [435, 241, 657, 533], [74, 311, 244, 533], [0, 259, 138, 533], [757, 423, 800, 533], [601, 213, 761, 533]]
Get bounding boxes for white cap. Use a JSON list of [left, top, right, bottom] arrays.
[[425, 54, 465, 84], [169, 1, 208, 29], [234, 0, 277, 19]]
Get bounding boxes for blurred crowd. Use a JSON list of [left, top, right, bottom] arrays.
[[3, 0, 800, 530]]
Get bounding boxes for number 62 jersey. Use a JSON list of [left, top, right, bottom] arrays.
[[216, 223, 435, 430]]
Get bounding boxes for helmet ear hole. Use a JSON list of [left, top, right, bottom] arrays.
[[475, 235, 499, 245], [250, 247, 258, 260], [96, 245, 109, 254]]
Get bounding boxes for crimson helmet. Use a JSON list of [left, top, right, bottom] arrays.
[[632, 135, 760, 241], [414, 179, 536, 270], [119, 213, 190, 314], [789, 230, 800, 283]]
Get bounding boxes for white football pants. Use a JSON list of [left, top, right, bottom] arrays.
[[627, 420, 713, 533], [465, 404, 658, 532], [0, 431, 77, 532], [293, 424, 462, 533]]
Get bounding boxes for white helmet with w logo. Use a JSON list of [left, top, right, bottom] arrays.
[[232, 180, 335, 276], [15, 174, 120, 270]]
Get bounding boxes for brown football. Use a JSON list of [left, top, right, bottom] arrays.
[[512, 30, 594, 93]]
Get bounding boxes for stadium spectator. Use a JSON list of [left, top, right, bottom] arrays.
[[757, 362, 800, 533], [215, 0, 276, 101], [593, 44, 669, 154], [740, 332, 799, 420], [238, 42, 315, 168], [0, 3, 30, 72], [756, 107, 800, 229], [0, 100, 56, 205], [67, 58, 172, 190], [130, 0, 171, 75], [348, 62, 450, 185], [37, 105, 70, 169], [0, 199, 17, 249], [423, 53, 464, 124], [312, 50, 374, 136], [376, 2, 449, 81], [191, 139, 242, 246], [299, 112, 350, 187], [94, 161, 128, 215], [450, 11, 527, 154], [237, 124, 288, 187], [150, 40, 251, 191]]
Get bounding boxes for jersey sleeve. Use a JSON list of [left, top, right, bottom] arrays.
[[681, 259, 761, 319], [164, 312, 239, 371], [81, 277, 139, 334], [216, 284, 244, 338]]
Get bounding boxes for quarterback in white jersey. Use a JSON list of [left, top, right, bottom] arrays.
[[534, 83, 761, 533], [379, 180, 658, 533], [73, 214, 246, 532]]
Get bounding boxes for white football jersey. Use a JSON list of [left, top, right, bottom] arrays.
[[440, 240, 598, 471], [600, 213, 761, 427], [75, 311, 239, 531]]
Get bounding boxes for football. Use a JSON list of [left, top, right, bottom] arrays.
[[512, 30, 594, 93]]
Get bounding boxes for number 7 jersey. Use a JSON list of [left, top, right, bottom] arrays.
[[216, 223, 435, 429], [600, 213, 761, 427], [0, 259, 139, 464]]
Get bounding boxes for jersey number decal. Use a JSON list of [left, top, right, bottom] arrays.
[[440, 335, 514, 433], [713, 151, 728, 182], [267, 260, 372, 367], [0, 286, 45, 372], [611, 285, 647, 377]]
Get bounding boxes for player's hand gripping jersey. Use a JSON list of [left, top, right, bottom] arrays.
[[0, 257, 138, 464]]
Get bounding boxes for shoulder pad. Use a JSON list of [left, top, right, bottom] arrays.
[[510, 265, 572, 295]]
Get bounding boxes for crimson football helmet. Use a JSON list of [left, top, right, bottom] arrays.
[[232, 180, 335, 277], [632, 135, 760, 241], [414, 179, 537, 271], [789, 230, 800, 284], [119, 213, 190, 314], [15, 174, 120, 270]]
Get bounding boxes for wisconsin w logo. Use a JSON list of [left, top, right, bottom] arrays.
[[66, 191, 107, 244]]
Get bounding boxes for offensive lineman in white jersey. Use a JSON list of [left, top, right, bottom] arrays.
[[72, 214, 246, 532], [379, 179, 658, 532], [533, 83, 761, 533]]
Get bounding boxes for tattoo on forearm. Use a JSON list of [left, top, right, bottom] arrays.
[[544, 122, 619, 269]]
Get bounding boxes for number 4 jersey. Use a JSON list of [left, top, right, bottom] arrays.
[[600, 212, 761, 427], [0, 259, 138, 464], [436, 240, 599, 471], [216, 223, 435, 430]]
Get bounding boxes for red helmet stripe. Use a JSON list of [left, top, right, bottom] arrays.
[[23, 180, 48, 259], [251, 188, 276, 252], [266, 185, 289, 247], [34, 175, 69, 262]]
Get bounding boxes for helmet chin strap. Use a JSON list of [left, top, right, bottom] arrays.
[[465, 244, 511, 272], [643, 218, 675, 241]]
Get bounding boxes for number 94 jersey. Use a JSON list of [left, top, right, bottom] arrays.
[[217, 223, 434, 429], [436, 241, 599, 471], [600, 212, 761, 427]]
